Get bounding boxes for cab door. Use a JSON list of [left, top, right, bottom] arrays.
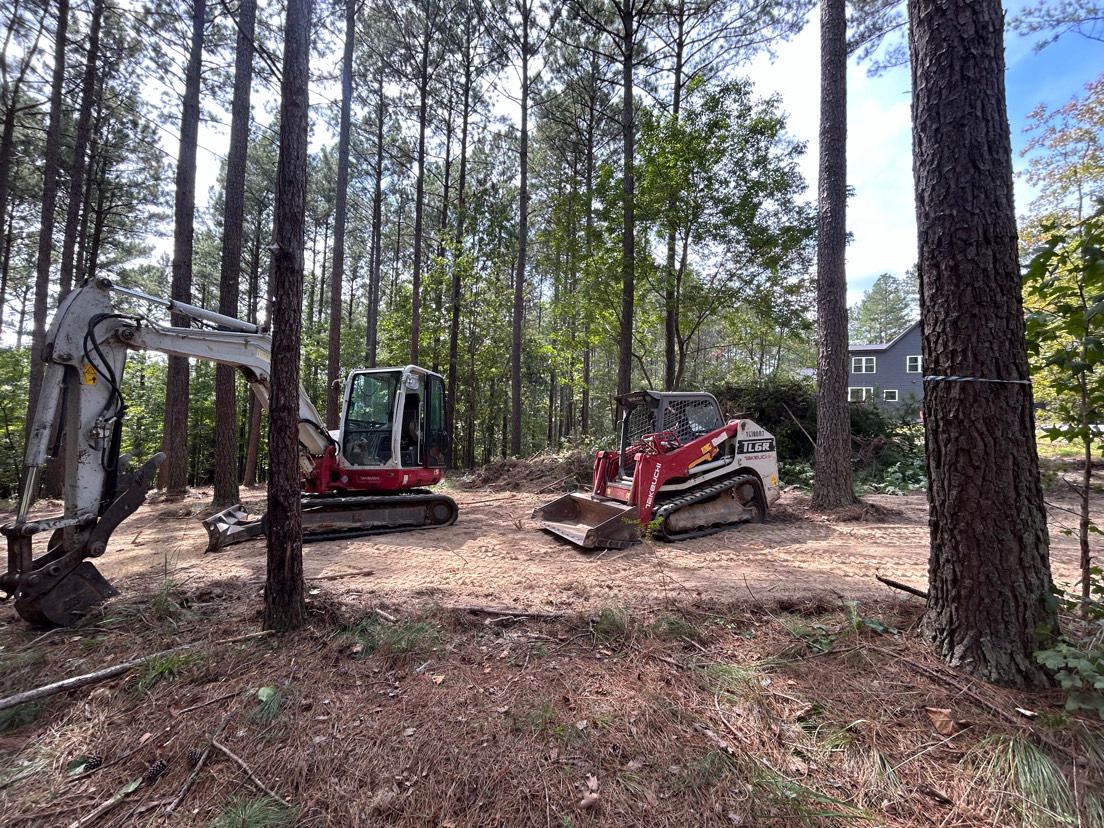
[[425, 374, 447, 468]]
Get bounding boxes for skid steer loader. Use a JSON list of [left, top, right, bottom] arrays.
[[533, 390, 780, 548]]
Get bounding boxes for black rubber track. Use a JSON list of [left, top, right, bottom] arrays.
[[652, 473, 764, 542]]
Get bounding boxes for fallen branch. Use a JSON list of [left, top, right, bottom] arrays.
[[374, 607, 397, 623], [171, 690, 240, 718], [535, 476, 571, 494], [875, 574, 929, 600], [308, 569, 375, 582], [212, 739, 290, 807], [0, 631, 270, 713], [449, 604, 563, 620], [165, 715, 232, 817]]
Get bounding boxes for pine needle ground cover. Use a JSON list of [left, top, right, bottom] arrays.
[[2, 586, 1101, 827]]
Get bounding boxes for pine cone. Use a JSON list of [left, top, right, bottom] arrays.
[[186, 747, 204, 768], [143, 759, 168, 784], [84, 755, 103, 771]]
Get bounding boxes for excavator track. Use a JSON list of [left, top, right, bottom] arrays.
[[203, 491, 459, 551], [652, 473, 764, 542]]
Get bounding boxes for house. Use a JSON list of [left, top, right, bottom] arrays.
[[848, 320, 923, 408]]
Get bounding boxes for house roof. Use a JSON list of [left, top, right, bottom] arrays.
[[849, 319, 920, 353]]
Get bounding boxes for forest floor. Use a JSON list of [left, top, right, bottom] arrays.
[[0, 476, 1100, 826]]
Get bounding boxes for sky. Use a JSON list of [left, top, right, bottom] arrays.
[[743, 2, 1102, 307]]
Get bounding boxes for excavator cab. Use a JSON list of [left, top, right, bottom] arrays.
[[333, 366, 447, 485]]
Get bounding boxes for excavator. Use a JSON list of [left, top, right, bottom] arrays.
[[533, 390, 780, 548], [1, 277, 457, 625]]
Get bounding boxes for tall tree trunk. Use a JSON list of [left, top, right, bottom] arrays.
[[213, 0, 255, 509], [616, 5, 636, 404], [26, 0, 69, 446], [909, 0, 1056, 687], [0, 205, 12, 331], [159, 0, 205, 495], [366, 60, 384, 367], [447, 17, 472, 466], [811, 0, 855, 509], [663, 1, 685, 391], [511, 8, 529, 456], [328, 0, 354, 428], [265, 0, 311, 634], [410, 24, 430, 364], [58, 0, 103, 300]]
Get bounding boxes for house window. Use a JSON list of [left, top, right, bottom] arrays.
[[852, 356, 876, 373], [848, 387, 874, 402], [906, 355, 921, 373], [883, 389, 898, 402]]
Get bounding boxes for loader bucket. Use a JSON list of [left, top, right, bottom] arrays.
[[532, 492, 641, 549]]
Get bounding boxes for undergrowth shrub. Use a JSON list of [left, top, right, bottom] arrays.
[[714, 377, 926, 492]]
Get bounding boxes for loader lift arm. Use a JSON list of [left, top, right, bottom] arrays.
[[0, 277, 440, 626]]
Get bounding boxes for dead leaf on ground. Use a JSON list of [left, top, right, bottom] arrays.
[[586, 773, 599, 792], [577, 792, 600, 810], [431, 675, 444, 685], [924, 707, 961, 737]]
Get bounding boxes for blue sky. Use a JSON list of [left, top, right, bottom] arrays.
[[744, 2, 1102, 306]]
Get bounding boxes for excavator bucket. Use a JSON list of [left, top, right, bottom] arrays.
[[15, 562, 118, 627], [202, 506, 265, 553], [532, 492, 641, 549]]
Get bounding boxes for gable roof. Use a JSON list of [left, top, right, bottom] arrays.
[[849, 319, 920, 353]]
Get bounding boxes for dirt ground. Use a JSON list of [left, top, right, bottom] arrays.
[[85, 486, 1088, 615], [1, 486, 1101, 827]]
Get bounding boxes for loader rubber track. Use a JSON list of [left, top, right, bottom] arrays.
[[300, 491, 459, 544], [652, 473, 764, 542]]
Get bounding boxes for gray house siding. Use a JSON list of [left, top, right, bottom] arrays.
[[847, 322, 923, 408]]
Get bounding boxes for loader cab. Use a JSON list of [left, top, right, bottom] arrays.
[[616, 391, 725, 479], [340, 366, 447, 471]]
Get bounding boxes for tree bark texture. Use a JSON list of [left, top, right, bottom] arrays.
[[327, 0, 354, 429], [26, 0, 69, 448], [59, 0, 103, 300], [213, 0, 255, 509], [160, 0, 205, 495], [410, 24, 431, 365], [909, 0, 1057, 687], [511, 7, 529, 457], [265, 0, 311, 634], [617, 4, 635, 402], [366, 60, 384, 368], [447, 17, 472, 466], [811, 0, 856, 509]]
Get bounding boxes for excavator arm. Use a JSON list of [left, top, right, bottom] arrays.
[[1, 277, 331, 625]]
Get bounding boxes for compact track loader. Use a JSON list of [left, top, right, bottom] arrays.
[[533, 390, 780, 548]]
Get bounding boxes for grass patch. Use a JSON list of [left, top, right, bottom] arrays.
[[0, 702, 43, 733], [508, 699, 557, 733], [648, 614, 701, 641], [249, 686, 284, 722], [344, 616, 442, 660], [699, 663, 764, 701], [753, 760, 872, 823], [967, 734, 1075, 828], [136, 652, 202, 694], [210, 795, 297, 828], [591, 606, 631, 644], [679, 749, 739, 792]]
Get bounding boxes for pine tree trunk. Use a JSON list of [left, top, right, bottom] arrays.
[[213, 0, 255, 509], [511, 9, 529, 456], [160, 0, 205, 496], [909, 0, 1056, 687], [447, 19, 471, 468], [410, 24, 430, 365], [811, 0, 855, 509], [58, 0, 103, 300], [366, 61, 384, 368], [327, 0, 354, 428], [617, 6, 635, 402], [265, 0, 311, 634], [26, 0, 69, 447], [663, 2, 685, 391]]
